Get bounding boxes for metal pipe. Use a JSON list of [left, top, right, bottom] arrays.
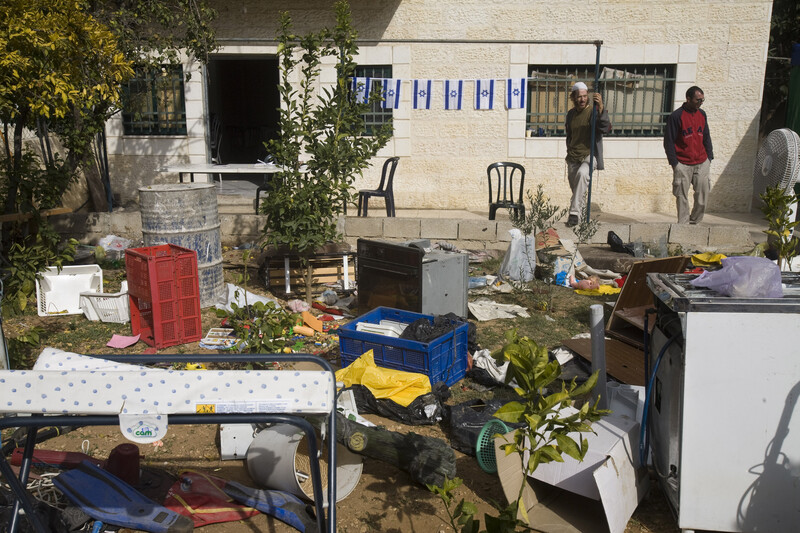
[[585, 41, 602, 222], [589, 304, 608, 409]]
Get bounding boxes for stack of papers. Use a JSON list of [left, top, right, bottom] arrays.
[[355, 319, 408, 337]]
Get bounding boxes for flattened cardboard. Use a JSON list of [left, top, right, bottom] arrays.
[[495, 415, 647, 533], [606, 256, 688, 349]]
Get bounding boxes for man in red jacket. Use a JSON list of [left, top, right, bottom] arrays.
[[664, 86, 714, 224]]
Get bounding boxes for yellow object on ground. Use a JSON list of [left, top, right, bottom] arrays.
[[335, 350, 431, 407], [691, 252, 727, 268], [574, 285, 622, 296]]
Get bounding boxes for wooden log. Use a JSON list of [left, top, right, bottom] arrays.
[[334, 412, 456, 487]]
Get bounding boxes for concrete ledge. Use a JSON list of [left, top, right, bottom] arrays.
[[709, 225, 753, 248], [344, 216, 382, 237], [384, 218, 421, 239], [421, 218, 459, 239], [669, 223, 710, 248], [49, 210, 758, 255], [630, 223, 671, 244], [459, 220, 497, 241]]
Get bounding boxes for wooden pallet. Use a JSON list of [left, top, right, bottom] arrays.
[[260, 253, 356, 296]]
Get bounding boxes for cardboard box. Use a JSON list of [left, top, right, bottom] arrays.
[[495, 414, 648, 533]]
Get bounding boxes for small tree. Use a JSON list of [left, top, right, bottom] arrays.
[[760, 184, 800, 270], [261, 1, 391, 303], [429, 329, 606, 531], [509, 184, 567, 311]]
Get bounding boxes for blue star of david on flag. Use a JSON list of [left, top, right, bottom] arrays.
[[413, 79, 432, 109], [475, 79, 495, 110], [506, 78, 527, 109], [382, 78, 401, 109], [444, 79, 464, 110], [351, 77, 371, 104]]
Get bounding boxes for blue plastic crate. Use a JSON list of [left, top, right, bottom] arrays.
[[338, 307, 468, 386]]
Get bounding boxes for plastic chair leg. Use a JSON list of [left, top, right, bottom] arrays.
[[386, 194, 394, 217]]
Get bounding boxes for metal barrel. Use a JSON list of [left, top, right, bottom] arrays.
[[138, 183, 224, 308]]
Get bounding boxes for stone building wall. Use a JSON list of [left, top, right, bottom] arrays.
[[104, 0, 773, 216]]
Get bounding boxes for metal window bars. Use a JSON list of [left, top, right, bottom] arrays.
[[122, 65, 188, 136], [526, 64, 676, 138], [354, 65, 393, 136]]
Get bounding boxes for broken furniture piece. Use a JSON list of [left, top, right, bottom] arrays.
[[0, 352, 337, 533]]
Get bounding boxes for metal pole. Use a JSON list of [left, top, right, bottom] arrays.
[[589, 303, 608, 409], [586, 41, 602, 222]]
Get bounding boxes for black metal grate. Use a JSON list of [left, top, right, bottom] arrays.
[[355, 65, 393, 136], [122, 65, 187, 135], [526, 64, 676, 138]]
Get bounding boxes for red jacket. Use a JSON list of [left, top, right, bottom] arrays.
[[664, 104, 713, 166]]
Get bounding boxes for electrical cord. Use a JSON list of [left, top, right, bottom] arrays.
[[639, 332, 678, 467]]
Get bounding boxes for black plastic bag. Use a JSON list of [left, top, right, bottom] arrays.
[[344, 384, 448, 426], [607, 231, 635, 256], [442, 399, 522, 456]]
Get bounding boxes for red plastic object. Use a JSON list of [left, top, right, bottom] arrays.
[[125, 244, 202, 348]]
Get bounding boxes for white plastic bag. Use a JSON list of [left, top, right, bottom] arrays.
[[97, 234, 132, 252], [499, 229, 536, 282], [690, 256, 782, 298]]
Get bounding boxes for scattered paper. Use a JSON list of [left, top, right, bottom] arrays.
[[107, 334, 140, 348], [468, 298, 530, 321]]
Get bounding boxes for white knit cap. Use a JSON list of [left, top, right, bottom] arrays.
[[571, 81, 588, 93]]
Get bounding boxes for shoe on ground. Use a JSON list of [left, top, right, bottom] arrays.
[[566, 215, 579, 227]]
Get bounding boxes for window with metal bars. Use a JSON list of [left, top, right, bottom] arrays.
[[122, 65, 187, 135], [354, 65, 393, 136], [526, 64, 676, 138]]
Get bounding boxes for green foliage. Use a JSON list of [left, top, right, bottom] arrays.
[[492, 329, 606, 476], [760, 184, 800, 270], [1, 231, 78, 316], [759, 0, 800, 131], [509, 184, 567, 310], [427, 477, 529, 533], [0, 0, 135, 219], [430, 330, 607, 531], [260, 1, 391, 260], [510, 184, 567, 240], [214, 251, 298, 355]]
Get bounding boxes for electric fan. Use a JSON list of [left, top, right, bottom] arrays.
[[753, 128, 800, 195]]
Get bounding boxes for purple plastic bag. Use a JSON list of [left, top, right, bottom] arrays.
[[690, 256, 783, 298]]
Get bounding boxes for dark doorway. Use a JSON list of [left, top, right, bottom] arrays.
[[206, 56, 279, 165]]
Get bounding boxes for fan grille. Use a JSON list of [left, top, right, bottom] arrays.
[[754, 128, 800, 194]]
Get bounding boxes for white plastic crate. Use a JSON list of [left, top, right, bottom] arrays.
[[80, 281, 129, 323], [35, 265, 103, 317]]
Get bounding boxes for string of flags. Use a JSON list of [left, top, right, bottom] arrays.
[[350, 77, 528, 110]]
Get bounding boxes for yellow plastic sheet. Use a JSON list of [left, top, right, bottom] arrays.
[[574, 285, 622, 296], [691, 252, 727, 268], [335, 350, 431, 407]]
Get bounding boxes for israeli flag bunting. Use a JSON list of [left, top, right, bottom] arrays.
[[475, 79, 495, 110], [506, 78, 527, 109], [382, 78, 402, 109], [351, 77, 371, 104], [444, 79, 464, 110], [413, 80, 432, 110]]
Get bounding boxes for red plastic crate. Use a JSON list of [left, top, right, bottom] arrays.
[[125, 244, 202, 348]]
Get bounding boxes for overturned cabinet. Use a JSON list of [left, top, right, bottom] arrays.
[[357, 239, 468, 317]]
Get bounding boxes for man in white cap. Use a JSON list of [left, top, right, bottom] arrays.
[[564, 81, 611, 227]]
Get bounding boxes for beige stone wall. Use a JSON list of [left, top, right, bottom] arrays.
[[106, 0, 773, 217]]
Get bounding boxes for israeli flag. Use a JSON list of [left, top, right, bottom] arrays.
[[382, 78, 401, 109], [475, 79, 495, 110], [444, 79, 464, 110], [506, 78, 527, 109], [351, 77, 371, 104], [413, 79, 432, 109]]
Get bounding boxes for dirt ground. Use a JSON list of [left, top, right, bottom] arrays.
[[2, 251, 682, 532]]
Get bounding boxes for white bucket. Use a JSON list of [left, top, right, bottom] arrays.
[[245, 424, 362, 502]]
